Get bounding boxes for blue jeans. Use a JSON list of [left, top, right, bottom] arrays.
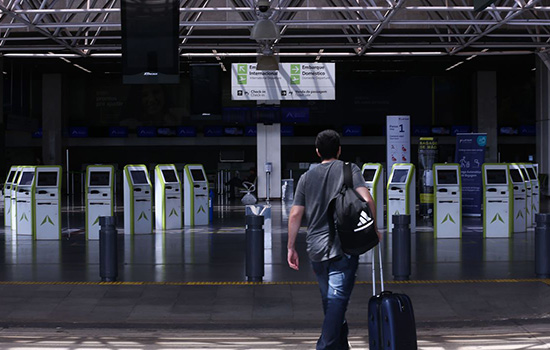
[[312, 254, 359, 350]]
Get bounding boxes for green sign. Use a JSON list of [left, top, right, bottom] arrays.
[[490, 213, 505, 224], [237, 64, 248, 85], [441, 214, 456, 224], [290, 64, 301, 85], [197, 206, 206, 214], [138, 211, 148, 221], [20, 213, 28, 222], [40, 215, 55, 226], [169, 208, 179, 217]]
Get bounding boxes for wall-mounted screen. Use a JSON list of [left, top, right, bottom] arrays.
[[162, 169, 178, 183], [520, 168, 530, 181], [190, 169, 206, 182], [486, 169, 507, 185], [510, 169, 523, 183], [19, 172, 35, 186], [527, 168, 537, 180], [37, 172, 58, 187], [89, 171, 110, 186], [391, 169, 409, 183], [437, 169, 458, 185], [363, 169, 377, 182], [130, 170, 148, 185]]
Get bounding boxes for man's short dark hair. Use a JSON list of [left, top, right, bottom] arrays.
[[315, 129, 340, 160]]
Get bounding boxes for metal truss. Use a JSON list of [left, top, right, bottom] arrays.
[[0, 0, 549, 58]]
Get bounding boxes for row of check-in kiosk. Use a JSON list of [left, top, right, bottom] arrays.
[[362, 162, 540, 238], [3, 164, 210, 240]]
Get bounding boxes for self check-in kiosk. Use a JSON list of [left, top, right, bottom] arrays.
[[482, 164, 512, 238], [183, 164, 209, 226], [387, 163, 416, 233], [509, 164, 527, 233], [123, 165, 153, 235], [34, 166, 62, 240], [9, 167, 22, 229], [4, 166, 19, 226], [86, 165, 114, 240], [361, 163, 384, 229], [14, 167, 36, 236], [433, 164, 462, 238], [524, 163, 539, 223], [155, 164, 182, 230], [518, 164, 533, 228]]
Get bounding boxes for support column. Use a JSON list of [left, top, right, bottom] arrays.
[[0, 58, 5, 174], [257, 123, 281, 199], [475, 71, 498, 163], [42, 74, 63, 165], [536, 55, 550, 196]]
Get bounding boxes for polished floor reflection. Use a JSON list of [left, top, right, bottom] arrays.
[[0, 197, 546, 282]]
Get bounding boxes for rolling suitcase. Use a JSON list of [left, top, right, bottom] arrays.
[[368, 244, 418, 350]]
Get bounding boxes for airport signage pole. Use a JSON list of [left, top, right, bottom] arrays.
[[455, 133, 487, 217], [386, 115, 411, 180]]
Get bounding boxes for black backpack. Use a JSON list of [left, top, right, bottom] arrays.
[[327, 162, 379, 256]]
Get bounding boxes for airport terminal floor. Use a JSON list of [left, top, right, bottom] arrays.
[[0, 198, 549, 349]]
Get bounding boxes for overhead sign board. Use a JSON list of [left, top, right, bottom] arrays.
[[231, 63, 335, 101]]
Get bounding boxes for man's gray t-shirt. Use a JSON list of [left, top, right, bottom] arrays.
[[293, 160, 366, 262]]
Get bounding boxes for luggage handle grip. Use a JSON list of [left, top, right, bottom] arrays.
[[371, 243, 384, 295]]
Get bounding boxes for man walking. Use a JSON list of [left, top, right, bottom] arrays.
[[287, 129, 381, 350]]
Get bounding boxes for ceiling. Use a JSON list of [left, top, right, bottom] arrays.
[[0, 0, 549, 61]]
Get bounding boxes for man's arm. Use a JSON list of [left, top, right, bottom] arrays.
[[287, 205, 305, 270], [355, 187, 383, 242]]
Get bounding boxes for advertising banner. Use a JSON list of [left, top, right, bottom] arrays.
[[455, 133, 487, 216], [231, 63, 335, 100], [418, 137, 438, 219], [386, 115, 411, 179]]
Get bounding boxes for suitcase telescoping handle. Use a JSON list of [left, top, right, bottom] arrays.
[[371, 243, 385, 295]]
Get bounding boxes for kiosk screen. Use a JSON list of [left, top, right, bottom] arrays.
[[6, 171, 16, 183], [19, 172, 35, 186], [190, 169, 206, 182], [162, 170, 178, 183], [363, 169, 376, 182], [37, 172, 58, 186], [527, 168, 537, 180], [392, 169, 409, 183], [130, 171, 148, 185], [520, 169, 530, 181], [437, 170, 458, 185], [89, 172, 110, 186], [510, 169, 523, 183], [486, 170, 507, 184]]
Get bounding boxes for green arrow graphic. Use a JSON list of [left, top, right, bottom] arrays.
[[238, 64, 247, 74], [93, 217, 100, 226], [20, 213, 28, 222], [6, 206, 10, 214], [197, 206, 206, 214], [516, 210, 524, 219], [441, 214, 456, 224], [290, 75, 300, 84], [490, 213, 505, 224], [169, 208, 179, 217], [394, 210, 399, 215], [40, 215, 54, 226], [138, 211, 148, 221], [291, 64, 300, 74]]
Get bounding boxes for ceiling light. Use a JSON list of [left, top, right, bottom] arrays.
[[73, 64, 91, 73], [250, 18, 280, 41], [446, 61, 464, 71], [256, 55, 279, 70]]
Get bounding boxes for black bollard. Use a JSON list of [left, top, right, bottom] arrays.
[[535, 213, 550, 279], [392, 214, 411, 281], [99, 216, 118, 282], [245, 214, 264, 282]]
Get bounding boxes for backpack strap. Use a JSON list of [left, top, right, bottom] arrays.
[[326, 162, 350, 260], [343, 162, 353, 189]]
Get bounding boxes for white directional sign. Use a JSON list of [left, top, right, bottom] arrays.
[[231, 63, 335, 100]]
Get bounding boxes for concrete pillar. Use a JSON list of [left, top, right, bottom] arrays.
[[475, 71, 498, 163], [257, 123, 281, 199], [42, 74, 63, 165], [0, 58, 5, 174], [536, 55, 550, 195]]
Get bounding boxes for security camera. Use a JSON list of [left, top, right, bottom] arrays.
[[257, 0, 270, 13]]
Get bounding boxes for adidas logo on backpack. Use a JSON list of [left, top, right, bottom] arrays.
[[355, 210, 374, 232]]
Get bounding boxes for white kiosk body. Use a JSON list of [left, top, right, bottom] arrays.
[[518, 165, 533, 228], [482, 164, 512, 238], [155, 164, 182, 230], [15, 167, 37, 236], [123, 165, 153, 235], [183, 164, 209, 226], [9, 167, 22, 230], [509, 164, 527, 233], [34, 166, 62, 240], [361, 163, 384, 229], [387, 163, 416, 233], [433, 164, 462, 238], [524, 163, 539, 223], [4, 167, 19, 226], [86, 165, 114, 240]]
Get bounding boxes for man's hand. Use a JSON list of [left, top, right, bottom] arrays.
[[287, 248, 300, 270], [376, 229, 383, 243]]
